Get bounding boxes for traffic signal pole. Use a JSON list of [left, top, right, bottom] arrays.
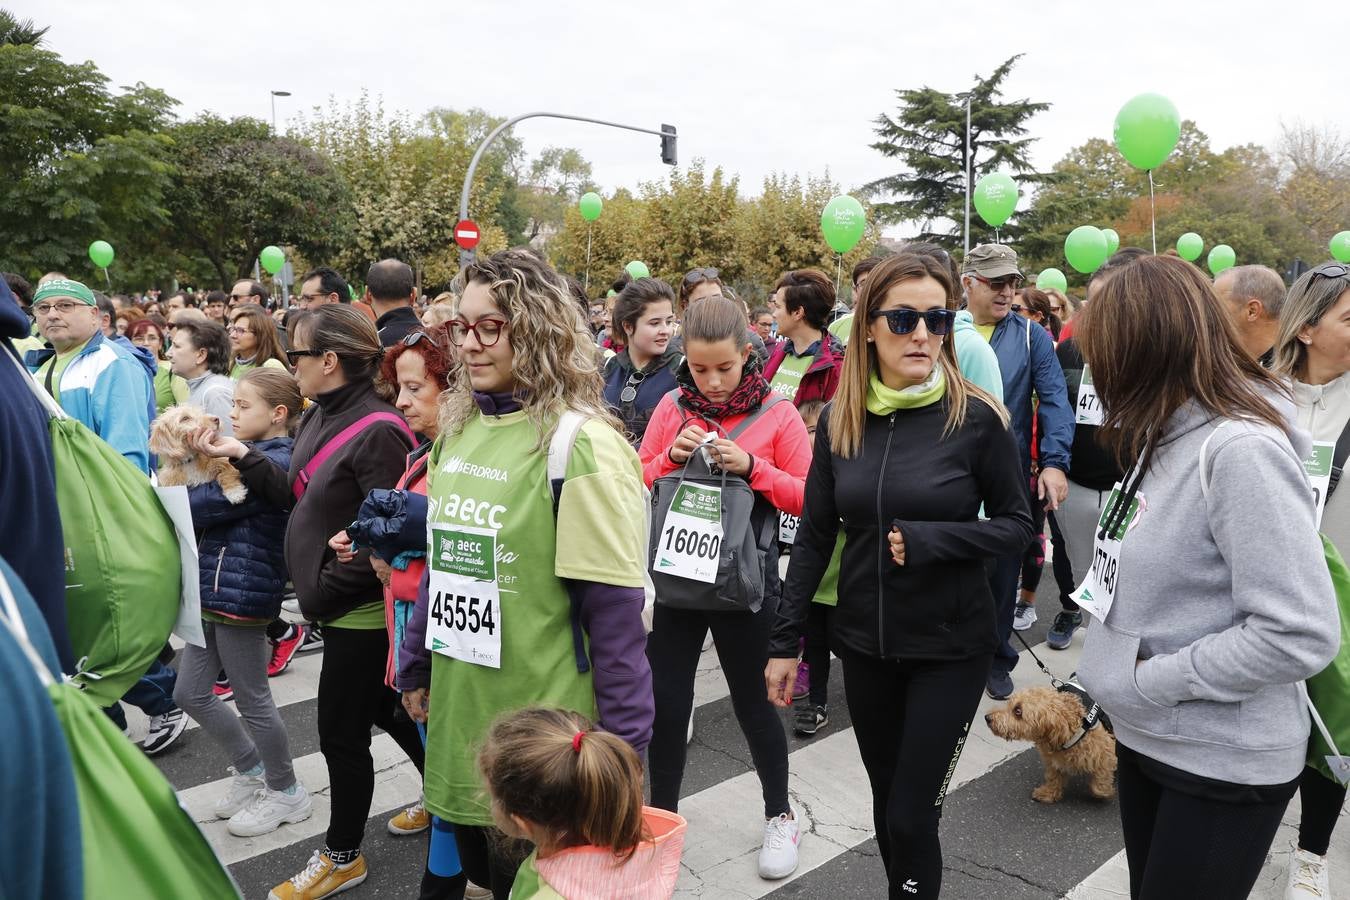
[[456, 112, 677, 267]]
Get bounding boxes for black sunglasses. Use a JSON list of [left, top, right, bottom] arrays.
[[620, 370, 645, 403], [683, 267, 720, 285], [869, 308, 956, 336], [285, 348, 325, 363]]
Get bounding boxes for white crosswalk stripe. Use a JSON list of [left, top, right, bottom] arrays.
[[141, 629, 1345, 898]]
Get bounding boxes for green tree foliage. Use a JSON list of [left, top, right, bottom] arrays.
[[163, 115, 352, 286], [0, 9, 48, 46], [0, 43, 176, 284], [867, 55, 1052, 249]]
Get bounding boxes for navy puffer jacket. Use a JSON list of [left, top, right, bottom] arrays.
[[189, 437, 293, 620]]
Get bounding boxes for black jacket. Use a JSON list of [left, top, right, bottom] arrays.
[[602, 348, 682, 446], [771, 396, 1034, 661], [1055, 338, 1124, 491], [376, 305, 423, 348], [233, 380, 414, 620]]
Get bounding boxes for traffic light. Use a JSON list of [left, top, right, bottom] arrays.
[[660, 124, 677, 166]]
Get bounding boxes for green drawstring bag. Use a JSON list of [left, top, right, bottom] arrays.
[[0, 568, 240, 899], [1306, 535, 1350, 785], [17, 356, 180, 704]]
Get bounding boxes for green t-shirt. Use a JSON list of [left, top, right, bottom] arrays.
[[230, 356, 286, 381], [811, 535, 846, 607], [975, 323, 996, 342], [154, 361, 190, 415], [828, 313, 854, 346], [422, 409, 648, 825], [769, 351, 813, 402], [324, 601, 385, 630], [35, 340, 91, 403]]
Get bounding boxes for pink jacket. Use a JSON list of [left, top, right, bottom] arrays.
[[515, 807, 687, 899], [637, 391, 810, 516]]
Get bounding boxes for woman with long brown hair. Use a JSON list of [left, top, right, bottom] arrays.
[[228, 303, 289, 379], [1074, 254, 1339, 900], [765, 252, 1032, 899]]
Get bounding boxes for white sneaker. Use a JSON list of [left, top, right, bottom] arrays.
[[464, 883, 493, 900], [1286, 846, 1330, 899], [282, 596, 302, 616], [142, 708, 188, 755], [228, 783, 314, 837], [758, 810, 800, 880], [214, 766, 266, 819], [1012, 601, 1038, 632]]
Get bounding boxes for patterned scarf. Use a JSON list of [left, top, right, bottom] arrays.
[[675, 353, 773, 424]]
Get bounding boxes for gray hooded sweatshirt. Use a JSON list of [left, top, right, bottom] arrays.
[[1077, 397, 1341, 786]]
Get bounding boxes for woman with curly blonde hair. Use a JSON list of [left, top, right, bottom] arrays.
[[403, 251, 653, 896]]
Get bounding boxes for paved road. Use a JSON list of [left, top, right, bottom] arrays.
[[135, 571, 1348, 899]]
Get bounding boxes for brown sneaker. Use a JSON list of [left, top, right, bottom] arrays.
[[387, 801, 430, 835], [267, 850, 367, 900]]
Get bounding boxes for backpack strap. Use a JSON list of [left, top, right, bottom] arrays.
[[727, 393, 786, 441], [1328, 416, 1350, 501], [293, 412, 415, 501], [548, 411, 592, 674]]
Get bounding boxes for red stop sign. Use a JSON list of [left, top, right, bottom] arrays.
[[454, 219, 481, 250]]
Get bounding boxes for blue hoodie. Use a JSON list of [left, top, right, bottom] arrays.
[[986, 312, 1073, 474], [953, 310, 1003, 401], [0, 280, 74, 671]]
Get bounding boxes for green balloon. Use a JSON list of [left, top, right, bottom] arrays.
[[1207, 244, 1236, 275], [259, 245, 285, 275], [973, 173, 1018, 228], [88, 240, 114, 269], [578, 192, 603, 222], [820, 195, 866, 254], [1036, 268, 1068, 293], [1113, 93, 1182, 170], [1064, 226, 1109, 274], [1330, 231, 1350, 263], [625, 260, 651, 280], [1102, 228, 1120, 256], [1176, 232, 1204, 261]]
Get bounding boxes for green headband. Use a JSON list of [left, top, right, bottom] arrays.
[[33, 278, 96, 307]]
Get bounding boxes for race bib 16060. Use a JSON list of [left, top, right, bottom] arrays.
[[653, 483, 723, 584]]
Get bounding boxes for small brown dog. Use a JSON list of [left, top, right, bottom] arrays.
[[150, 406, 248, 504], [985, 686, 1116, 804]]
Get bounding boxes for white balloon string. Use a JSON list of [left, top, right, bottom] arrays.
[[835, 254, 843, 295], [584, 224, 593, 293], [103, 267, 111, 289], [1148, 170, 1157, 255], [995, 228, 1001, 245]]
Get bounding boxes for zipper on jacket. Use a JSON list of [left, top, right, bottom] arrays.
[[213, 547, 226, 594], [875, 413, 897, 657]]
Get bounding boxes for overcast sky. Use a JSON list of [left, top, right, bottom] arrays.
[[40, 0, 1339, 228]]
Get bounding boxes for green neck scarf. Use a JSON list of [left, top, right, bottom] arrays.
[[866, 366, 946, 415]]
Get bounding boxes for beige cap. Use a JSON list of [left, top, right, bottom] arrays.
[[962, 244, 1022, 279]]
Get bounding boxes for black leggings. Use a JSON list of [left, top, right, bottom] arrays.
[[1298, 764, 1347, 856], [646, 602, 790, 818], [803, 603, 833, 707], [317, 626, 425, 853], [1116, 743, 1296, 899], [1020, 508, 1078, 609], [840, 650, 990, 900], [449, 824, 525, 900]]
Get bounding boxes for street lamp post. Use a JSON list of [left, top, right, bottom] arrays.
[[957, 90, 973, 258], [270, 90, 292, 135], [456, 112, 677, 267]]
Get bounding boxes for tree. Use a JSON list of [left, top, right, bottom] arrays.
[[0, 43, 176, 285], [0, 9, 49, 46], [161, 115, 351, 287], [514, 146, 595, 245], [866, 55, 1052, 250]]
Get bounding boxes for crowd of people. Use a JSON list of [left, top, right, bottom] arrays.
[[1, 239, 1347, 900]]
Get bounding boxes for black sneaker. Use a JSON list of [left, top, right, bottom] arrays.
[[794, 704, 828, 737], [986, 670, 1014, 701], [142, 708, 188, 755], [298, 624, 324, 653], [1047, 610, 1083, 650]]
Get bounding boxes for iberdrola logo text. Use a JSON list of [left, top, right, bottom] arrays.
[[441, 456, 509, 483]]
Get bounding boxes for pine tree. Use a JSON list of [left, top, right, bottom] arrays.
[[865, 55, 1052, 252]]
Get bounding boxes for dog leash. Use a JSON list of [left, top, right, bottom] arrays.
[[1012, 628, 1066, 689]]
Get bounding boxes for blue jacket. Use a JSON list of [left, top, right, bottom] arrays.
[[189, 437, 293, 621], [953, 311, 1003, 402], [25, 331, 154, 474], [987, 313, 1073, 474], [603, 349, 682, 446]]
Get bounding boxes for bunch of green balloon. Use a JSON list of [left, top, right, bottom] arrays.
[[1036, 268, 1068, 293], [1207, 245, 1236, 275], [1065, 226, 1109, 274], [259, 245, 285, 275], [89, 240, 115, 269], [1113, 94, 1182, 170], [1330, 231, 1350, 263], [1102, 228, 1120, 256], [820, 195, 866, 254], [579, 192, 603, 222], [625, 261, 651, 280], [1176, 232, 1204, 261], [973, 173, 1018, 229]]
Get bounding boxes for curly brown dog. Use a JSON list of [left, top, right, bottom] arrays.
[[985, 686, 1116, 804], [150, 406, 248, 504]]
